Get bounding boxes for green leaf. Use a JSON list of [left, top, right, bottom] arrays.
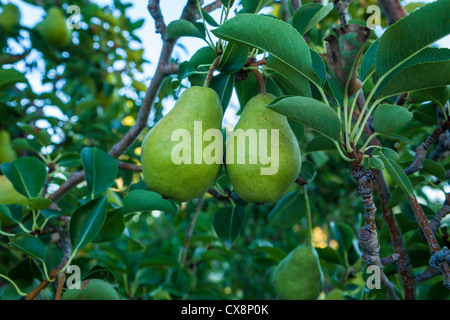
[[201, 9, 219, 27], [235, 72, 260, 110], [378, 59, 450, 99], [166, 20, 205, 39], [291, 3, 333, 36], [268, 190, 306, 227], [310, 48, 327, 86], [359, 39, 378, 81], [1, 157, 47, 198], [177, 61, 196, 81], [386, 187, 406, 208], [422, 159, 446, 181], [376, 151, 414, 197], [0, 68, 27, 90], [266, 55, 312, 97], [268, 96, 341, 141], [306, 135, 336, 153], [375, 0, 450, 78], [93, 208, 125, 243], [213, 206, 246, 250], [10, 234, 46, 262], [81, 147, 118, 197], [373, 104, 413, 136], [369, 157, 385, 170], [212, 14, 320, 87], [241, 0, 273, 13], [209, 73, 235, 111], [27, 197, 52, 210], [69, 196, 108, 251], [412, 85, 450, 108], [218, 42, 249, 73], [16, 122, 52, 146], [0, 205, 23, 223], [120, 190, 177, 215], [330, 222, 353, 252]]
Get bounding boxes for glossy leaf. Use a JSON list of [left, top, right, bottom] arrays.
[[268, 96, 341, 141], [292, 3, 334, 36], [1, 157, 47, 198], [375, 0, 450, 78], [376, 151, 414, 197], [0, 68, 27, 90], [213, 206, 246, 250], [330, 222, 353, 252], [81, 147, 118, 197], [10, 234, 46, 262], [268, 190, 306, 227], [120, 190, 177, 214], [166, 20, 205, 39], [212, 14, 320, 86], [218, 42, 249, 73], [359, 39, 378, 80], [209, 72, 235, 111], [93, 208, 125, 243], [70, 196, 108, 251], [373, 104, 413, 136], [306, 135, 336, 153]]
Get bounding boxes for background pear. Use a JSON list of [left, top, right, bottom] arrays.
[[272, 245, 324, 300], [0, 130, 17, 165], [141, 86, 223, 202], [62, 279, 119, 300], [36, 6, 72, 47], [0, 4, 20, 32], [225, 93, 301, 203], [0, 175, 28, 207]]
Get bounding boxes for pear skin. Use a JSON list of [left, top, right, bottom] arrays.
[[225, 93, 301, 203], [62, 279, 119, 300], [0, 175, 28, 207], [141, 86, 223, 202], [0, 131, 16, 165], [273, 245, 324, 300], [37, 6, 72, 47], [0, 4, 20, 32]]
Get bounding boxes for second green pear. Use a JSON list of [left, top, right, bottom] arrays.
[[36, 6, 72, 47], [225, 93, 301, 203], [141, 86, 223, 202], [272, 245, 324, 300], [0, 130, 16, 166]]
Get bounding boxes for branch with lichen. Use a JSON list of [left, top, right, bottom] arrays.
[[351, 165, 399, 300]]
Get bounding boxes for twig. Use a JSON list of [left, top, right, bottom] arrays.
[[54, 272, 65, 300], [333, 0, 354, 26], [202, 0, 223, 14], [378, 0, 407, 25], [404, 121, 450, 176], [291, 0, 301, 12], [408, 195, 450, 288], [117, 161, 142, 172], [179, 194, 206, 267], [430, 193, 450, 233]]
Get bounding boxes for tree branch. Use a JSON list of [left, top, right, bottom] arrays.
[[404, 121, 450, 176], [378, 0, 407, 25], [356, 92, 416, 299]]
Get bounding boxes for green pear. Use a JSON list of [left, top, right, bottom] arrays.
[[141, 86, 223, 202], [0, 4, 20, 32], [225, 93, 301, 203], [272, 245, 324, 300], [62, 279, 119, 300], [0, 175, 28, 208], [0, 131, 16, 165], [325, 288, 346, 300], [36, 6, 72, 47]]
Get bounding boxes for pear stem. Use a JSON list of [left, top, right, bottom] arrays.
[[251, 67, 266, 94], [303, 185, 313, 247], [203, 54, 222, 88]]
